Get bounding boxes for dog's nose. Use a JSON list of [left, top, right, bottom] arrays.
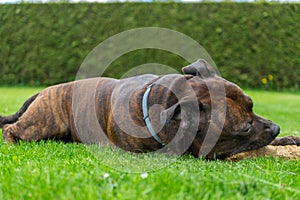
[[271, 125, 280, 138]]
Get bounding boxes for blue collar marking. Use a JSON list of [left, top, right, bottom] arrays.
[[142, 84, 165, 146]]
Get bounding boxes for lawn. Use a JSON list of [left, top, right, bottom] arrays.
[[0, 87, 299, 200]]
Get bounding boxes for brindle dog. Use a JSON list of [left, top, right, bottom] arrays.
[[0, 59, 299, 159]]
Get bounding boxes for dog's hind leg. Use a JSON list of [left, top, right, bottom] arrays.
[[1, 92, 72, 143], [2, 123, 36, 143], [2, 120, 69, 143], [2, 124, 19, 143]]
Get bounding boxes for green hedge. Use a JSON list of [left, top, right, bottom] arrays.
[[0, 3, 299, 90]]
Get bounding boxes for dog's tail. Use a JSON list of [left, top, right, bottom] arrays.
[[0, 93, 39, 128]]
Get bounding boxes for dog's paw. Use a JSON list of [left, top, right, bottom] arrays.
[[270, 136, 300, 146], [226, 145, 300, 161]]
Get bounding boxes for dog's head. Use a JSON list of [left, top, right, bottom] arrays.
[[161, 59, 280, 159]]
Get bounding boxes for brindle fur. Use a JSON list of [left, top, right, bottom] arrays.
[[1, 59, 299, 159]]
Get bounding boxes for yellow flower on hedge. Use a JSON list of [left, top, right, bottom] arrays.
[[261, 78, 268, 84], [268, 74, 273, 81]]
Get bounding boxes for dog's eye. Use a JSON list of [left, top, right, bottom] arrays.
[[242, 126, 251, 133], [248, 119, 253, 125], [240, 125, 252, 135]]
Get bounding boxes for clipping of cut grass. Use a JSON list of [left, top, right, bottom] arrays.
[[0, 87, 299, 200]]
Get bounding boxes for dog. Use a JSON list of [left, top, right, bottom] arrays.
[[1, 59, 299, 159]]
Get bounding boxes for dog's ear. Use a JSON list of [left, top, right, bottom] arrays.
[[182, 59, 216, 78], [160, 101, 182, 127], [160, 98, 208, 130]]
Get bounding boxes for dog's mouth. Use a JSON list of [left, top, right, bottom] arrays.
[[227, 146, 257, 158], [214, 147, 256, 160], [214, 138, 276, 160], [212, 125, 280, 160]]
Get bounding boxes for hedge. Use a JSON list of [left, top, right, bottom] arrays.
[[0, 3, 299, 90]]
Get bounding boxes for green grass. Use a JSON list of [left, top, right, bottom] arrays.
[[0, 87, 300, 200]]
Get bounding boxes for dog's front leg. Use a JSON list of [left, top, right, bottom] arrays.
[[270, 136, 300, 146]]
